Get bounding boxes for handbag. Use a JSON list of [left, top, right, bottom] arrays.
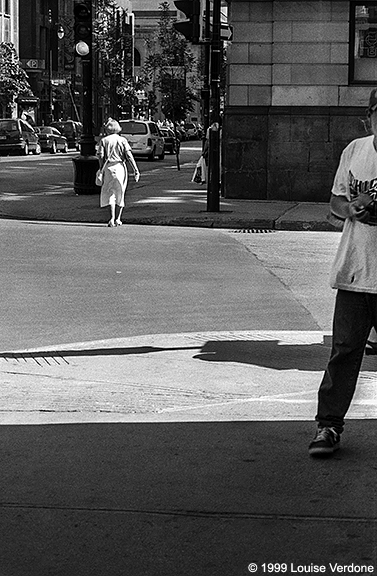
[[192, 156, 206, 184], [96, 152, 112, 187], [95, 169, 104, 187]]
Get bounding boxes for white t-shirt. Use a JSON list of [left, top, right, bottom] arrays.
[[330, 135, 377, 293]]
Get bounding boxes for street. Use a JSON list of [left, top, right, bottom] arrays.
[[0, 142, 337, 352], [0, 141, 201, 195]]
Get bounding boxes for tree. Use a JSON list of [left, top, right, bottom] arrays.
[[93, 0, 144, 121], [142, 2, 199, 168], [0, 43, 33, 117], [143, 2, 198, 123]]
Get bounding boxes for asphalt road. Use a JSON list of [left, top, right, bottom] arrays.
[[0, 143, 337, 351], [0, 142, 201, 194], [0, 220, 324, 352]]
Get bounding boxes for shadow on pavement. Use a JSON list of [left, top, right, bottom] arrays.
[[194, 340, 377, 372], [0, 345, 202, 359], [1, 421, 376, 575]]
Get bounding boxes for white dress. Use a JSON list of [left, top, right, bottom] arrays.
[[98, 134, 131, 208]]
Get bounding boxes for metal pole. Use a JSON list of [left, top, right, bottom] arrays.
[[48, 46, 53, 123], [80, 55, 95, 156], [202, 0, 210, 137], [207, 0, 221, 212]]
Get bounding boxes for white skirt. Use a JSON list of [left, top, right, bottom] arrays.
[[100, 161, 128, 208]]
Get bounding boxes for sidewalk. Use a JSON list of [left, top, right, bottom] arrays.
[[0, 158, 335, 230], [2, 330, 377, 574]]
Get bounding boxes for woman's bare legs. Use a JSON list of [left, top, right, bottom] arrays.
[[115, 206, 124, 226], [108, 204, 116, 227]]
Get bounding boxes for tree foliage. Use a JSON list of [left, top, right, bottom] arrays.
[[93, 0, 145, 117], [0, 43, 33, 116], [142, 2, 198, 123]]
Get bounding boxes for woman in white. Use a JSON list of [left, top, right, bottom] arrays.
[[98, 118, 140, 227]]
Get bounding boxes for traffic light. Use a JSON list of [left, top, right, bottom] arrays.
[[173, 0, 200, 44], [74, 0, 92, 57]]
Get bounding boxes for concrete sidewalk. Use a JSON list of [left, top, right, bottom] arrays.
[[0, 158, 334, 230], [1, 330, 377, 574]]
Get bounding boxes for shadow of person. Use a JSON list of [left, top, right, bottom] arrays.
[[194, 339, 377, 372]]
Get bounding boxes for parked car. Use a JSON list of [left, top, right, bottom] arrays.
[[159, 127, 180, 154], [0, 118, 41, 156], [37, 126, 68, 153], [119, 119, 165, 160], [184, 122, 199, 140], [50, 120, 82, 150], [175, 125, 187, 141]]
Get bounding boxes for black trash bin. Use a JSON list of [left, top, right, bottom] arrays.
[[72, 154, 100, 195]]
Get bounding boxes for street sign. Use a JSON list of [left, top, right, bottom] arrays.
[[220, 24, 233, 41], [21, 59, 45, 69]]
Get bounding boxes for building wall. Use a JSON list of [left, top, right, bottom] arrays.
[[0, 0, 18, 47], [224, 0, 373, 201]]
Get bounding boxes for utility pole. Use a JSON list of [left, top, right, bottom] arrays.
[[207, 0, 221, 212], [172, 0, 221, 211], [201, 0, 210, 137], [72, 0, 98, 194]]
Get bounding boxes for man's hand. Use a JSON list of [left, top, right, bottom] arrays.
[[349, 193, 374, 223]]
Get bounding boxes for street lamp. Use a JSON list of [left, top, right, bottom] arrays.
[[47, 12, 65, 125], [57, 25, 64, 40], [72, 0, 99, 195]]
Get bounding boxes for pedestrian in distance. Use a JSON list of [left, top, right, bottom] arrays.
[[97, 118, 140, 227], [309, 88, 377, 457]]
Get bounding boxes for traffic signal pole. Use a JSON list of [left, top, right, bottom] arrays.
[[72, 0, 99, 195], [201, 0, 211, 137], [80, 53, 95, 157], [207, 0, 221, 212], [172, 0, 221, 211]]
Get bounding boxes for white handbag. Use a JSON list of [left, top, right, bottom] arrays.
[[95, 157, 109, 187]]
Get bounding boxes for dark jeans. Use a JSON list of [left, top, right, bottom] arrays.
[[317, 289, 377, 433]]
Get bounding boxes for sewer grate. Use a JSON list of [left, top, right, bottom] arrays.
[[232, 229, 275, 234]]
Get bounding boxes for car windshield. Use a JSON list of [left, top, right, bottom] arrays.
[[51, 122, 75, 134], [0, 120, 18, 132], [120, 121, 147, 135], [40, 127, 54, 134]]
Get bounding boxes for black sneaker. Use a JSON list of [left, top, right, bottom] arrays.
[[365, 340, 377, 355], [309, 427, 340, 457]]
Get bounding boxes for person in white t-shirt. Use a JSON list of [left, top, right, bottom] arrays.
[[309, 89, 377, 457]]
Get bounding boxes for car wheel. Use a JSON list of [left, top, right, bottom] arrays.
[[33, 143, 41, 155], [62, 142, 68, 153], [147, 148, 156, 161], [51, 140, 57, 154], [158, 150, 165, 160], [22, 142, 29, 156]]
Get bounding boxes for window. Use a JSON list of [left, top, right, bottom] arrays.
[[4, 0, 9, 15], [119, 121, 147, 135], [3, 15, 10, 42], [134, 48, 141, 67], [350, 2, 377, 83]]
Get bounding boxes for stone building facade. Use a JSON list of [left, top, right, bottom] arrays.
[[223, 0, 376, 202], [0, 0, 18, 46]]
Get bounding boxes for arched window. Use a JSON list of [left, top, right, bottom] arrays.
[[134, 48, 141, 67]]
